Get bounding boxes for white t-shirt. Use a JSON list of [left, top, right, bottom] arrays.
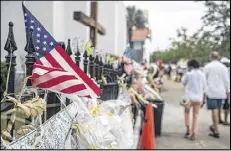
[[182, 69, 207, 102], [204, 60, 230, 99]]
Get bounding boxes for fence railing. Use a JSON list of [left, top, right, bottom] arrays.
[[1, 22, 121, 139]]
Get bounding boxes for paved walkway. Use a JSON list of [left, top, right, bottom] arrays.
[[156, 78, 230, 149]]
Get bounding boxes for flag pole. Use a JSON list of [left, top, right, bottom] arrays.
[[22, 1, 26, 6]]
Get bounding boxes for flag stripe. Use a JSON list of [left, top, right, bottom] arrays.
[[44, 52, 63, 69], [56, 46, 102, 95], [48, 47, 96, 98], [34, 63, 64, 72], [36, 59, 43, 65], [36, 75, 77, 88], [61, 84, 86, 94], [32, 64, 90, 96], [39, 57, 52, 67], [33, 70, 75, 86], [49, 79, 83, 92]]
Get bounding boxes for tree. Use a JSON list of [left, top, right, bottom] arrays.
[[201, 1, 230, 55], [150, 1, 230, 64], [126, 6, 148, 29]]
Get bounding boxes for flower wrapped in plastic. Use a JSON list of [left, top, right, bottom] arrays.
[[72, 111, 118, 149], [71, 89, 134, 149]]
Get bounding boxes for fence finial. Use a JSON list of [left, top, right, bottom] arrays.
[[66, 39, 72, 56], [25, 28, 36, 86], [4, 22, 17, 53]]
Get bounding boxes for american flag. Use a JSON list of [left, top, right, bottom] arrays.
[[22, 3, 102, 98]]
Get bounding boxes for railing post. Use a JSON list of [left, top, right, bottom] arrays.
[[24, 28, 36, 125], [65, 39, 72, 106], [83, 51, 88, 74], [102, 62, 109, 100], [110, 64, 114, 82], [4, 22, 17, 96], [109, 63, 113, 99], [89, 54, 95, 78], [109, 64, 115, 99], [112, 65, 116, 82], [75, 44, 81, 67], [4, 22, 17, 139], [98, 56, 104, 99], [99, 56, 103, 81], [103, 62, 107, 80], [95, 55, 99, 81], [25, 28, 36, 87]]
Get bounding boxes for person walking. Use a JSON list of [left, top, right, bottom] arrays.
[[181, 60, 207, 141], [219, 57, 230, 125], [204, 52, 230, 138], [167, 62, 172, 80]]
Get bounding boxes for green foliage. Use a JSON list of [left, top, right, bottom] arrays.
[[1, 62, 7, 91], [126, 6, 148, 29], [201, 1, 230, 54], [151, 1, 230, 64]]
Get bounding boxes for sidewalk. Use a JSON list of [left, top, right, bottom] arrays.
[[156, 79, 230, 149]]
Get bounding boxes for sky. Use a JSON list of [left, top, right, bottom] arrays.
[[123, 1, 206, 52]]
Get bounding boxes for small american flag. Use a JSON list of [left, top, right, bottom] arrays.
[[22, 3, 102, 98]]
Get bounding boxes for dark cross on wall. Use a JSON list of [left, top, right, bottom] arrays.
[[73, 1, 106, 47]]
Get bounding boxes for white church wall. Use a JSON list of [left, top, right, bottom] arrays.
[[97, 1, 116, 54], [53, 1, 65, 42], [63, 1, 90, 44], [97, 1, 126, 56], [1, 1, 126, 72], [116, 2, 127, 56]]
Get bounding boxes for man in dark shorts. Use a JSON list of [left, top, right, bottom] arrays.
[[204, 52, 230, 138]]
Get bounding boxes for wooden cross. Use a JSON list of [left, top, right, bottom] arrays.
[[73, 1, 106, 47]]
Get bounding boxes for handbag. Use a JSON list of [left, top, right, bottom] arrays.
[[180, 94, 190, 107]]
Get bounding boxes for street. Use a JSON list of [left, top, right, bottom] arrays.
[[156, 77, 230, 149]]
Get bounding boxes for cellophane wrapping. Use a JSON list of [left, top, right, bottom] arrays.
[[2, 88, 135, 149], [71, 88, 134, 149]]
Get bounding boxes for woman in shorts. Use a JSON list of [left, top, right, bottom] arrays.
[[181, 60, 207, 141]]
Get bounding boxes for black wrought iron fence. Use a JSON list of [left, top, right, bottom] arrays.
[[1, 22, 120, 131]]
